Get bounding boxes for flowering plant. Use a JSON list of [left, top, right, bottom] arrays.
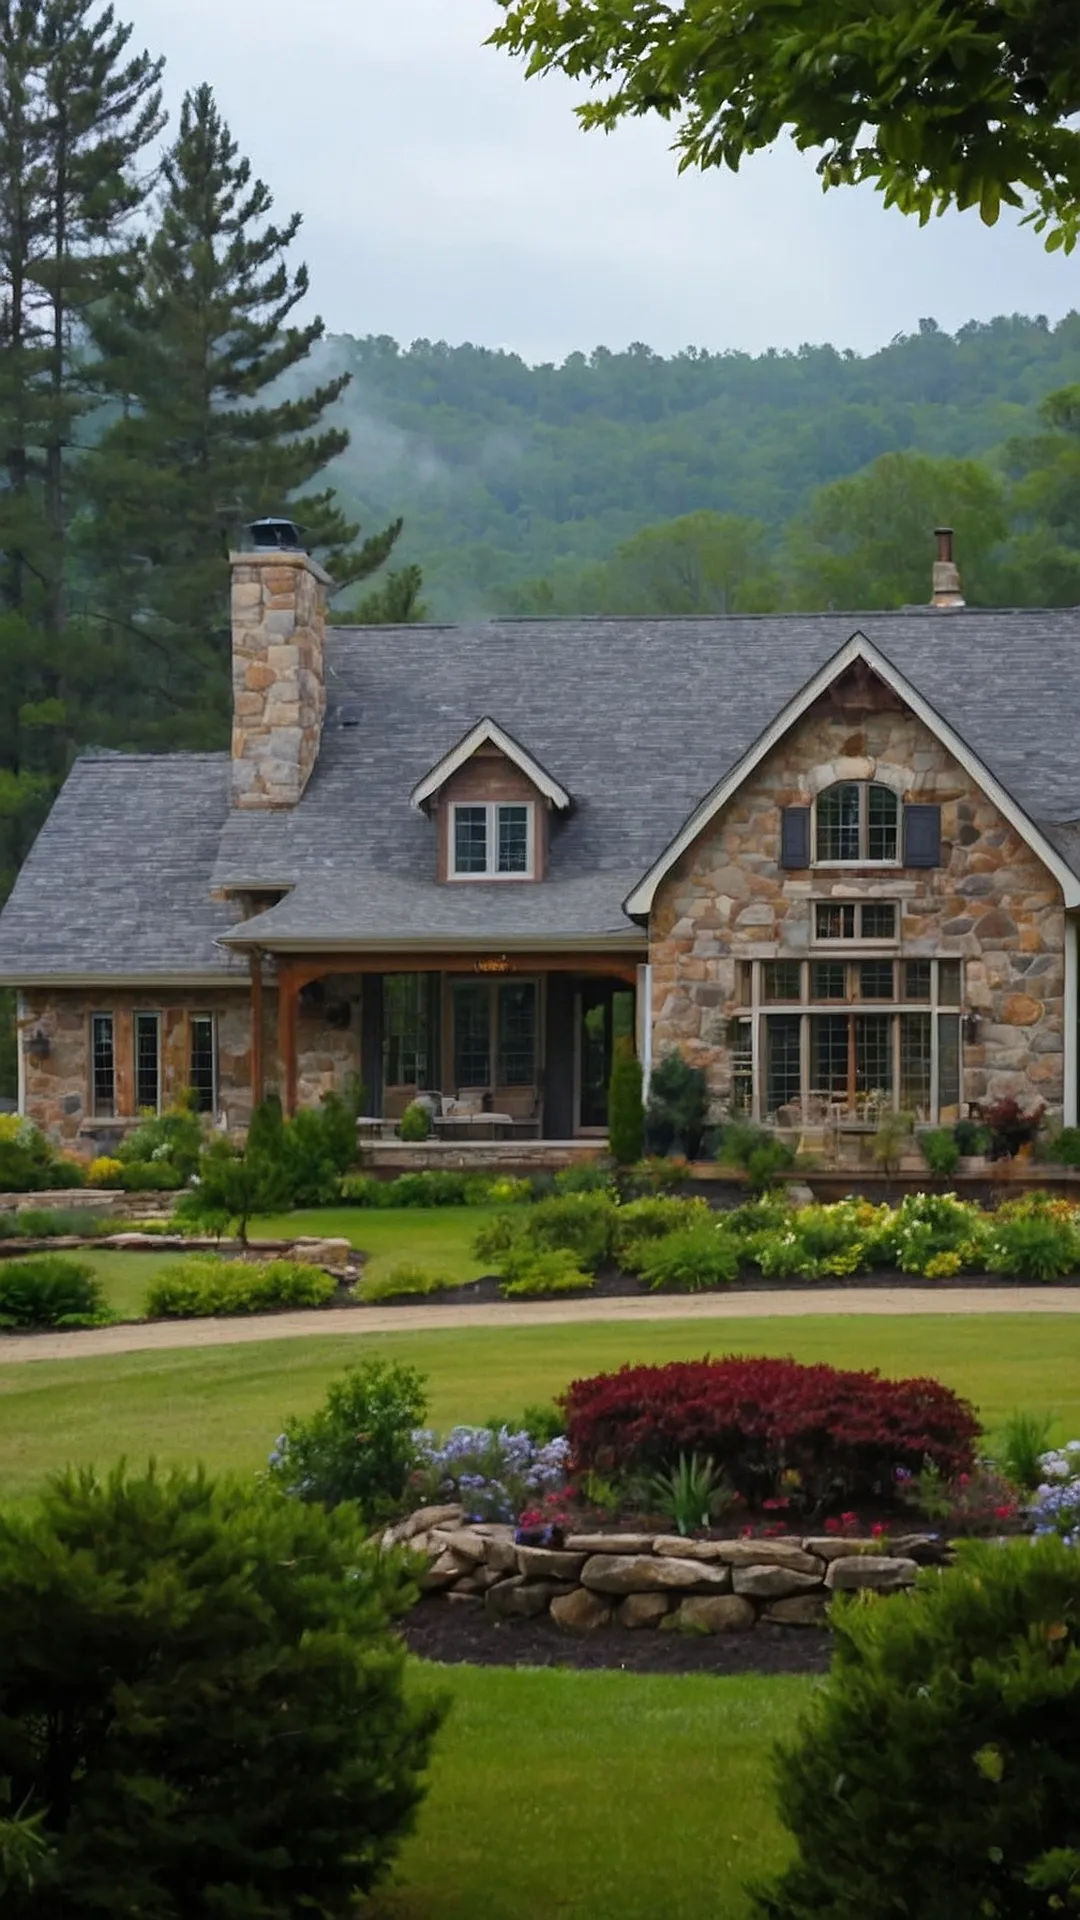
[[410, 1425, 569, 1523], [1030, 1439, 1080, 1547]]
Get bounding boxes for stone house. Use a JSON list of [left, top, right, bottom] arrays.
[[1, 526, 1078, 1152]]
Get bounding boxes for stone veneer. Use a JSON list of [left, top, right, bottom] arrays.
[[650, 698, 1067, 1119], [392, 1508, 947, 1632], [230, 549, 330, 809]]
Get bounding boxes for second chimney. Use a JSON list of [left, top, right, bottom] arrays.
[[230, 525, 331, 809], [931, 527, 965, 610]]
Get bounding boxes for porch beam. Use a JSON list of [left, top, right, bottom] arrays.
[[250, 949, 264, 1109], [277, 961, 300, 1117], [263, 952, 643, 991]]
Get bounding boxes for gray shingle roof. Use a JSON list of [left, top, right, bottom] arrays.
[[0, 754, 244, 982], [3, 606, 1080, 980]]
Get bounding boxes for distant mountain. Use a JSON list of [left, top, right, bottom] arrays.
[[305, 314, 1080, 618]]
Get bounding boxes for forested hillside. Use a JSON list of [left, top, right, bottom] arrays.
[[317, 313, 1080, 617]]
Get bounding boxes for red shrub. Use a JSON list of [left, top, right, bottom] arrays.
[[561, 1356, 979, 1510]]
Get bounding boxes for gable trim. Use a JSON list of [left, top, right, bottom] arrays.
[[623, 632, 1080, 916], [409, 717, 572, 813]]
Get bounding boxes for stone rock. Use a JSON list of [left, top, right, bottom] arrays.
[[550, 1588, 612, 1631], [785, 1183, 816, 1209], [421, 1551, 465, 1591], [1001, 993, 1042, 1026], [428, 1529, 488, 1564], [732, 1565, 824, 1600], [801, 1537, 886, 1563], [446, 1590, 484, 1608], [617, 1593, 672, 1629], [291, 1237, 352, 1270], [765, 1594, 831, 1626], [516, 1546, 588, 1581], [564, 1533, 657, 1555], [394, 1504, 463, 1542], [485, 1578, 562, 1620], [581, 1554, 730, 1595], [673, 1595, 756, 1635], [652, 1536, 730, 1561], [485, 1537, 520, 1574], [887, 1534, 951, 1565], [825, 1555, 919, 1592], [715, 1540, 823, 1574]]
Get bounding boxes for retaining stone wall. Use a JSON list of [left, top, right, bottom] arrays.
[[391, 1508, 947, 1632]]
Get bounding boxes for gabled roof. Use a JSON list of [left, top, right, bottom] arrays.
[[408, 716, 572, 812], [623, 631, 1080, 918]]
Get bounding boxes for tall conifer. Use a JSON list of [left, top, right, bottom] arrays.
[[86, 84, 402, 734]]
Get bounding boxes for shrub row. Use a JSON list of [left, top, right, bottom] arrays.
[[145, 1256, 338, 1319], [562, 1356, 980, 1507]]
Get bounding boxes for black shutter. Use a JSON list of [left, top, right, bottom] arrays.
[[780, 805, 811, 870], [903, 803, 941, 868]]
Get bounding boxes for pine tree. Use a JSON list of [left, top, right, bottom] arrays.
[[0, 0, 164, 891], [84, 84, 404, 736], [350, 562, 428, 624]]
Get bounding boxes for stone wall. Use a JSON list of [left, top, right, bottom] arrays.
[[230, 549, 329, 809], [394, 1509, 945, 1632], [650, 698, 1066, 1119], [20, 988, 254, 1150]]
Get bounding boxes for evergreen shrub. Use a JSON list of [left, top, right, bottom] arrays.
[[499, 1249, 595, 1296], [753, 1538, 1080, 1920], [611, 1194, 711, 1265], [13, 1207, 109, 1238], [521, 1192, 617, 1269], [399, 1101, 433, 1142], [552, 1160, 615, 1194], [0, 1115, 69, 1193], [563, 1355, 979, 1506], [0, 1256, 108, 1329], [607, 1040, 644, 1166], [268, 1358, 428, 1515], [645, 1052, 709, 1158], [919, 1127, 961, 1176], [360, 1264, 462, 1303], [0, 1464, 443, 1919], [117, 1100, 204, 1182], [145, 1256, 336, 1319], [633, 1225, 741, 1292], [1045, 1125, 1080, 1167]]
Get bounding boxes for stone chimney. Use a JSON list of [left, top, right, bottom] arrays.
[[230, 522, 331, 808], [931, 526, 965, 609]]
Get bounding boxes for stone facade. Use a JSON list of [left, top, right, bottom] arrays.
[[230, 549, 330, 809], [650, 696, 1067, 1121]]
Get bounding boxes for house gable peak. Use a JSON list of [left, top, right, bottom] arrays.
[[409, 717, 572, 814]]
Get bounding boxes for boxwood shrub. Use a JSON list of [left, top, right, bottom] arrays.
[[0, 1255, 108, 1329], [563, 1355, 979, 1508], [145, 1257, 337, 1319]]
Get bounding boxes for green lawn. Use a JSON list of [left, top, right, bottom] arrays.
[[2, 1312, 1078, 1501], [254, 1206, 499, 1288], [367, 1665, 807, 1920]]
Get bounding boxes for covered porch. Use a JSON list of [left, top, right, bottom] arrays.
[[253, 948, 645, 1141]]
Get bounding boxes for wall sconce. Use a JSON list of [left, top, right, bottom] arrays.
[[962, 1011, 980, 1045], [23, 1027, 50, 1061]]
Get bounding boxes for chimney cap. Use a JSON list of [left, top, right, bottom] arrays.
[[247, 516, 306, 553]]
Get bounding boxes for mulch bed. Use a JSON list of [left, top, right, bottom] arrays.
[[369, 1267, 1080, 1306], [401, 1596, 833, 1675]]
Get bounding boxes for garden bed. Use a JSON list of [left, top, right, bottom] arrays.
[[402, 1593, 834, 1673]]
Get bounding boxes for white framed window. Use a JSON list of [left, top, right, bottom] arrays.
[[815, 782, 899, 865], [812, 900, 898, 945], [450, 801, 534, 879]]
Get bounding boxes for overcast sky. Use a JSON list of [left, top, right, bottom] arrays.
[[127, 0, 1079, 364]]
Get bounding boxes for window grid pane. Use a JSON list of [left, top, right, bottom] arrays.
[[497, 983, 536, 1084], [859, 960, 895, 1000], [453, 984, 491, 1088], [816, 784, 861, 861], [938, 1013, 961, 1113], [938, 959, 962, 1005], [902, 960, 932, 1001], [453, 806, 488, 874], [855, 1014, 893, 1096], [385, 975, 431, 1087], [496, 805, 529, 875], [810, 961, 846, 1001], [92, 1014, 115, 1118], [815, 901, 856, 941], [866, 784, 899, 861], [763, 960, 802, 1002], [859, 902, 897, 939], [134, 1014, 160, 1113], [765, 1015, 802, 1113], [900, 1013, 932, 1115], [810, 1014, 849, 1098], [189, 1015, 216, 1113]]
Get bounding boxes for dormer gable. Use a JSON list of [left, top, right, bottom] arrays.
[[409, 718, 572, 884]]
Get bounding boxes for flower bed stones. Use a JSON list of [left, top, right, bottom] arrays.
[[386, 1506, 948, 1633]]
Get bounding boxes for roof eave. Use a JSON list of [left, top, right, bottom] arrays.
[[217, 930, 645, 955]]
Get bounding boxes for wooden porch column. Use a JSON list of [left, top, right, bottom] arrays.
[[249, 950, 264, 1110], [277, 963, 299, 1117]]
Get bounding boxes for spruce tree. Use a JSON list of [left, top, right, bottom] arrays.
[[85, 84, 404, 736]]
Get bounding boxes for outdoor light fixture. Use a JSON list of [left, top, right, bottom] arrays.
[[962, 1011, 981, 1045], [23, 1027, 50, 1061]]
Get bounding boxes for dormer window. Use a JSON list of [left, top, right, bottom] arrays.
[[451, 801, 534, 879], [815, 782, 899, 864]]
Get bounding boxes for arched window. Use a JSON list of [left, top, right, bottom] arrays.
[[815, 782, 899, 863]]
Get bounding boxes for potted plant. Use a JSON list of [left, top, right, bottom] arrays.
[[978, 1097, 1045, 1162], [953, 1117, 992, 1175]]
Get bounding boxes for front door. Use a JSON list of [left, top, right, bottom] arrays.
[[448, 977, 540, 1117], [576, 983, 635, 1131]]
